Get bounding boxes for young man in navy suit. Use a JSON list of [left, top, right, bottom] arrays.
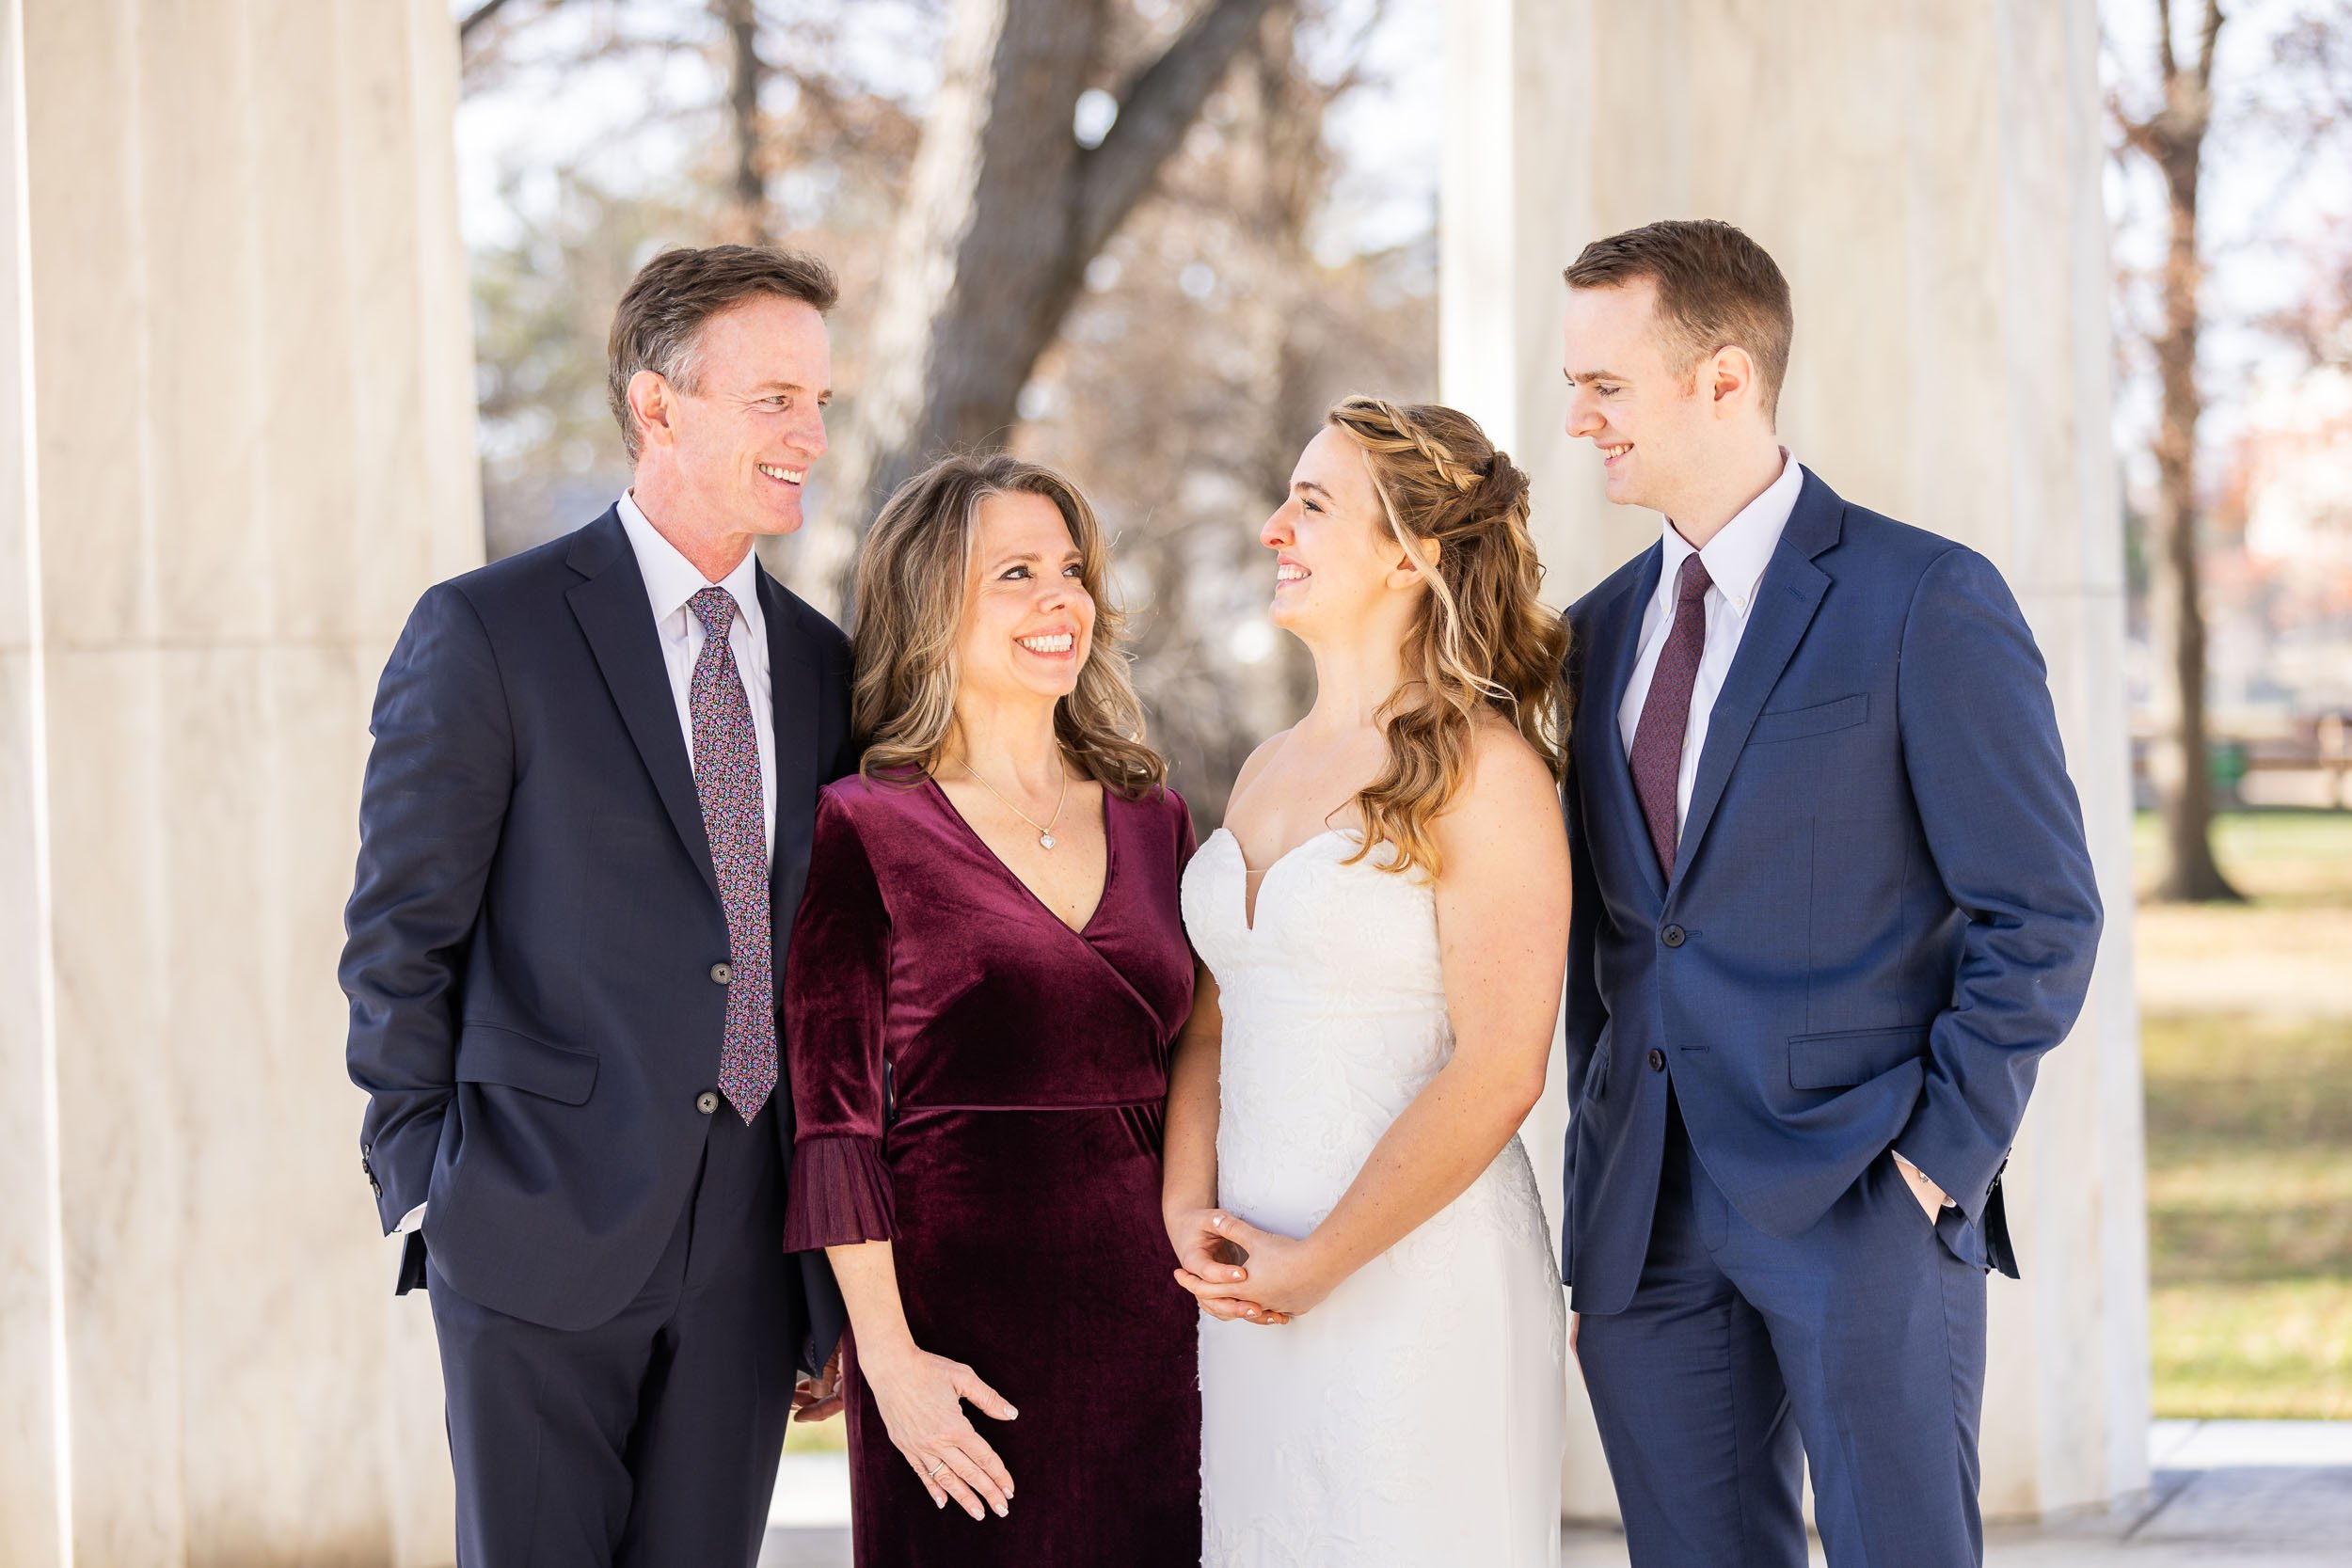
[[1556, 220, 2102, 1568], [343, 246, 856, 1566]]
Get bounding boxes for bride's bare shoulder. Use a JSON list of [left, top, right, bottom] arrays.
[[1225, 727, 1298, 811]]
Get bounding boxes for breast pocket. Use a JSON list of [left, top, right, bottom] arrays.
[[1747, 693, 1868, 746]]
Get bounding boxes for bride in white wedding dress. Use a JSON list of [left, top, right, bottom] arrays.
[[1165, 397, 1570, 1566]]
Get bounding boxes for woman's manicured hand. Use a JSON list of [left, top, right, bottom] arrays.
[[1172, 1210, 1331, 1321], [859, 1340, 1020, 1519], [1167, 1204, 1287, 1324]]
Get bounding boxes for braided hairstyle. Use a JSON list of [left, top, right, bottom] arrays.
[[1323, 394, 1570, 879]]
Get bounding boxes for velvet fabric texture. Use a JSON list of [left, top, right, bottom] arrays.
[[783, 773, 1201, 1566]]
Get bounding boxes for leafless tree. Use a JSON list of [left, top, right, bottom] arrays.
[[718, 0, 769, 242], [791, 0, 1278, 617], [2114, 0, 2241, 902]]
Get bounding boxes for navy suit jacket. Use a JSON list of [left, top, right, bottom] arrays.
[[343, 507, 854, 1350], [1559, 470, 2102, 1314]]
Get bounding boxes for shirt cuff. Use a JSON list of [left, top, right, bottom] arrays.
[[394, 1203, 426, 1234], [784, 1134, 897, 1251], [1892, 1149, 1957, 1209]]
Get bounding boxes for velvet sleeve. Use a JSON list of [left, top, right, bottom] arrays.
[[782, 790, 898, 1250]]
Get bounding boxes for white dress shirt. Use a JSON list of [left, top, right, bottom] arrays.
[[394, 494, 779, 1237], [617, 489, 779, 856], [1615, 451, 1804, 832]]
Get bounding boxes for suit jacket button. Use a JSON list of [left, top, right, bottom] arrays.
[[1647, 1049, 1666, 1072], [696, 1091, 721, 1115], [1661, 924, 1686, 947], [710, 962, 733, 984]]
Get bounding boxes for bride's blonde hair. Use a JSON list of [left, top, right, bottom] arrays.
[[1323, 395, 1570, 879]]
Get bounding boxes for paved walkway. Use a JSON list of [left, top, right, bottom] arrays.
[[759, 1420, 2352, 1566]]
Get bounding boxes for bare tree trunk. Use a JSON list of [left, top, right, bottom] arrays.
[[2122, 0, 2241, 902], [789, 0, 1276, 617], [720, 0, 768, 243]]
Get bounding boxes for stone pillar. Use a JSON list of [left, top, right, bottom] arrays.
[[0, 3, 479, 1562], [1443, 0, 2151, 1524]]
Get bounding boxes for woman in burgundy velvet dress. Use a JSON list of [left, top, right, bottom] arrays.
[[781, 452, 1201, 1565]]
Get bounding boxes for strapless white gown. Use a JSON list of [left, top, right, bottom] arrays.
[[1182, 827, 1565, 1567]]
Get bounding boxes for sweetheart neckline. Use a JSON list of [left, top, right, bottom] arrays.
[[1202, 825, 1360, 933]]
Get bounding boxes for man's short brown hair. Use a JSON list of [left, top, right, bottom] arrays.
[[1564, 220, 1793, 420], [606, 245, 839, 462]]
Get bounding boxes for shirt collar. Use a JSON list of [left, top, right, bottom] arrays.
[[616, 490, 765, 637], [1660, 449, 1803, 614]]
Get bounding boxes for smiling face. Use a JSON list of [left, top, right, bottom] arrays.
[[1561, 277, 1726, 518], [632, 292, 832, 539], [1260, 425, 1426, 639], [956, 489, 1097, 709]]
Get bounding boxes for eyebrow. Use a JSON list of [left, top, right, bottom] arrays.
[[1294, 481, 1334, 499], [1564, 369, 1626, 384], [749, 380, 832, 400]]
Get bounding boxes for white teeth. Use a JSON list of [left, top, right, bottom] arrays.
[[1017, 633, 1074, 654], [1602, 444, 1631, 459], [757, 464, 805, 483], [1276, 563, 1309, 581]]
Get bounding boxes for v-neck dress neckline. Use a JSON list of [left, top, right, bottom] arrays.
[[923, 773, 1116, 939]]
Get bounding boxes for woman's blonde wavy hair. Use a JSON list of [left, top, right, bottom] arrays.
[[850, 451, 1167, 796], [1323, 394, 1570, 879]]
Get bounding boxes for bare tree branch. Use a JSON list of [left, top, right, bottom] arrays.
[[461, 0, 524, 41], [1073, 0, 1278, 259]]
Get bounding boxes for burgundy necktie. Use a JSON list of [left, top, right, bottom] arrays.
[[1628, 554, 1712, 879], [688, 587, 776, 1123]]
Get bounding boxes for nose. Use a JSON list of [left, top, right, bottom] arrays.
[[793, 404, 829, 462], [1260, 501, 1294, 551], [1565, 388, 1604, 440]]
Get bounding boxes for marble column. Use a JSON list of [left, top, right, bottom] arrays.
[[0, 3, 479, 1562], [1442, 0, 2151, 1525]]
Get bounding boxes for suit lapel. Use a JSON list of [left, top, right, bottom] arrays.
[[564, 510, 723, 904], [1580, 546, 1666, 906], [1671, 475, 1842, 886], [759, 568, 821, 932]]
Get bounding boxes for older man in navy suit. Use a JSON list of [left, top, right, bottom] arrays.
[[343, 245, 854, 1566], [1557, 221, 2102, 1568]]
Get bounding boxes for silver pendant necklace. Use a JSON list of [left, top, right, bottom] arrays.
[[961, 760, 1071, 850]]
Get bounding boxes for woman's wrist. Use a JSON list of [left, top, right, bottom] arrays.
[[850, 1324, 921, 1373], [1164, 1189, 1216, 1227], [1295, 1227, 1355, 1297]]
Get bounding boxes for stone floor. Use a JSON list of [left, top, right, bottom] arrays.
[[757, 1420, 2352, 1566]]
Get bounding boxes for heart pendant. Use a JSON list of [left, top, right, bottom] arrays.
[[1039, 832, 1057, 850]]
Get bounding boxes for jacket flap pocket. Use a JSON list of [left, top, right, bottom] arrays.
[[456, 1023, 598, 1105], [1787, 1024, 1929, 1090], [1748, 693, 1868, 746]]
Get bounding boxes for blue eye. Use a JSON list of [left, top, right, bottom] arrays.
[[1064, 563, 1084, 578]]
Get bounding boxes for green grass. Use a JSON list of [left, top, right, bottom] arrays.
[[2136, 810, 2352, 1419]]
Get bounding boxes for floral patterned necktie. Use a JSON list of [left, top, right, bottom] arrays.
[[688, 587, 775, 1123]]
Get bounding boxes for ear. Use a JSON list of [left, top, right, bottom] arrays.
[[1707, 345, 1757, 416], [627, 369, 676, 451], [1385, 534, 1441, 592]]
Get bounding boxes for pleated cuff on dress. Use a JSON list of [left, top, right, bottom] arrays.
[[783, 1134, 897, 1250]]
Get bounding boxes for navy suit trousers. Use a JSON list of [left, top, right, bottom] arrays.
[[427, 1102, 793, 1568], [1580, 1090, 1988, 1568]]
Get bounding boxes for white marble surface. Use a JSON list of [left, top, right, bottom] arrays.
[[1443, 0, 2148, 1526], [0, 2, 478, 1562]]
